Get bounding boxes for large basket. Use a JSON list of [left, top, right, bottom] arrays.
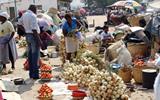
[[118, 67, 132, 83], [133, 65, 154, 84], [128, 15, 144, 26], [127, 42, 148, 58], [133, 67, 143, 83]]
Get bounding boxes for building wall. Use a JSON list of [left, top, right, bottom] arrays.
[[0, 0, 57, 18]]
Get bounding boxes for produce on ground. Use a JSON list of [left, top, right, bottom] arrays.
[[40, 72, 53, 79], [63, 61, 98, 87], [40, 64, 52, 71], [63, 61, 128, 100], [73, 50, 106, 70], [88, 71, 127, 100], [38, 84, 53, 99]]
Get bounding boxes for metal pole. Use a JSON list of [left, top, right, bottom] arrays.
[[14, 0, 17, 18]]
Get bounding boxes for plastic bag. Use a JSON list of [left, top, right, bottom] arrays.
[[116, 44, 132, 65], [154, 73, 160, 100]]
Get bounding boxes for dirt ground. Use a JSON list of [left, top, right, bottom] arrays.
[[0, 15, 155, 100]]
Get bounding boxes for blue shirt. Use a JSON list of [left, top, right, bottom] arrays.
[[62, 18, 77, 33]]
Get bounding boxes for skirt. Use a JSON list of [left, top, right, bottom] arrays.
[[65, 37, 79, 53]]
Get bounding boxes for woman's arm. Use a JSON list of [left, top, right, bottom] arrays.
[[76, 20, 83, 30], [63, 29, 68, 36]]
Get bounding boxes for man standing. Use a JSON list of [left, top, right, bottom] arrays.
[[19, 5, 42, 79]]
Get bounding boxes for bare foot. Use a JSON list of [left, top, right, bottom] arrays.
[[1, 69, 8, 75], [8, 69, 14, 74]]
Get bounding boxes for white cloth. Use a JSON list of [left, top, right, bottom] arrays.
[[154, 73, 160, 100], [65, 37, 79, 53], [0, 12, 10, 19], [100, 31, 114, 40], [37, 18, 50, 31], [0, 34, 18, 64], [19, 10, 40, 33]]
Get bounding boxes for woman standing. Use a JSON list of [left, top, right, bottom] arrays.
[[0, 12, 18, 74], [62, 14, 81, 61]]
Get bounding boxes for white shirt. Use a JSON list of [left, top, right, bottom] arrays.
[[100, 31, 114, 40], [19, 10, 40, 33]]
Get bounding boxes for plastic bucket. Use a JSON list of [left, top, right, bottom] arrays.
[[142, 69, 157, 89]]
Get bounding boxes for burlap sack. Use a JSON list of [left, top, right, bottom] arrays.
[[105, 40, 124, 61]]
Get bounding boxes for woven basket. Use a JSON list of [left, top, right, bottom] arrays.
[[118, 67, 132, 83], [127, 42, 148, 58], [128, 15, 143, 26], [133, 65, 154, 84], [133, 67, 143, 83]]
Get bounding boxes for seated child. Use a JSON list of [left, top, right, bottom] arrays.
[[100, 25, 114, 47]]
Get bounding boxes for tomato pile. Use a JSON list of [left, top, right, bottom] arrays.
[[38, 84, 53, 99], [39, 63, 53, 81], [40, 64, 52, 71], [133, 59, 145, 68], [40, 72, 53, 79]]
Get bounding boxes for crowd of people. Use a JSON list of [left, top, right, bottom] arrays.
[[0, 4, 87, 79]]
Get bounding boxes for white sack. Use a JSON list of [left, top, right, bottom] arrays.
[[154, 73, 160, 100], [116, 44, 132, 65]]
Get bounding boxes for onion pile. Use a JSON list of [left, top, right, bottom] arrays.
[[63, 61, 127, 100], [74, 50, 106, 70], [63, 61, 99, 87], [88, 71, 127, 100]]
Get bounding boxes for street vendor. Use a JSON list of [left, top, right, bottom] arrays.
[[100, 25, 114, 48], [62, 13, 82, 61], [0, 12, 18, 74]]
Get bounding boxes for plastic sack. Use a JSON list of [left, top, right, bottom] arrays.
[[76, 32, 82, 41], [155, 58, 160, 68], [116, 44, 132, 65], [154, 73, 160, 100], [105, 40, 124, 61]]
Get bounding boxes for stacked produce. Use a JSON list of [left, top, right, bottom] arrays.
[[133, 59, 145, 68], [38, 84, 53, 100], [74, 50, 106, 70], [40, 72, 53, 79], [88, 71, 127, 100], [18, 38, 27, 48], [40, 64, 53, 81], [63, 61, 99, 87], [63, 61, 127, 99], [40, 64, 52, 72]]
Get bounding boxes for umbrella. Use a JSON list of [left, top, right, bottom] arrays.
[[112, 1, 126, 7], [112, 0, 141, 8], [37, 13, 54, 25]]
